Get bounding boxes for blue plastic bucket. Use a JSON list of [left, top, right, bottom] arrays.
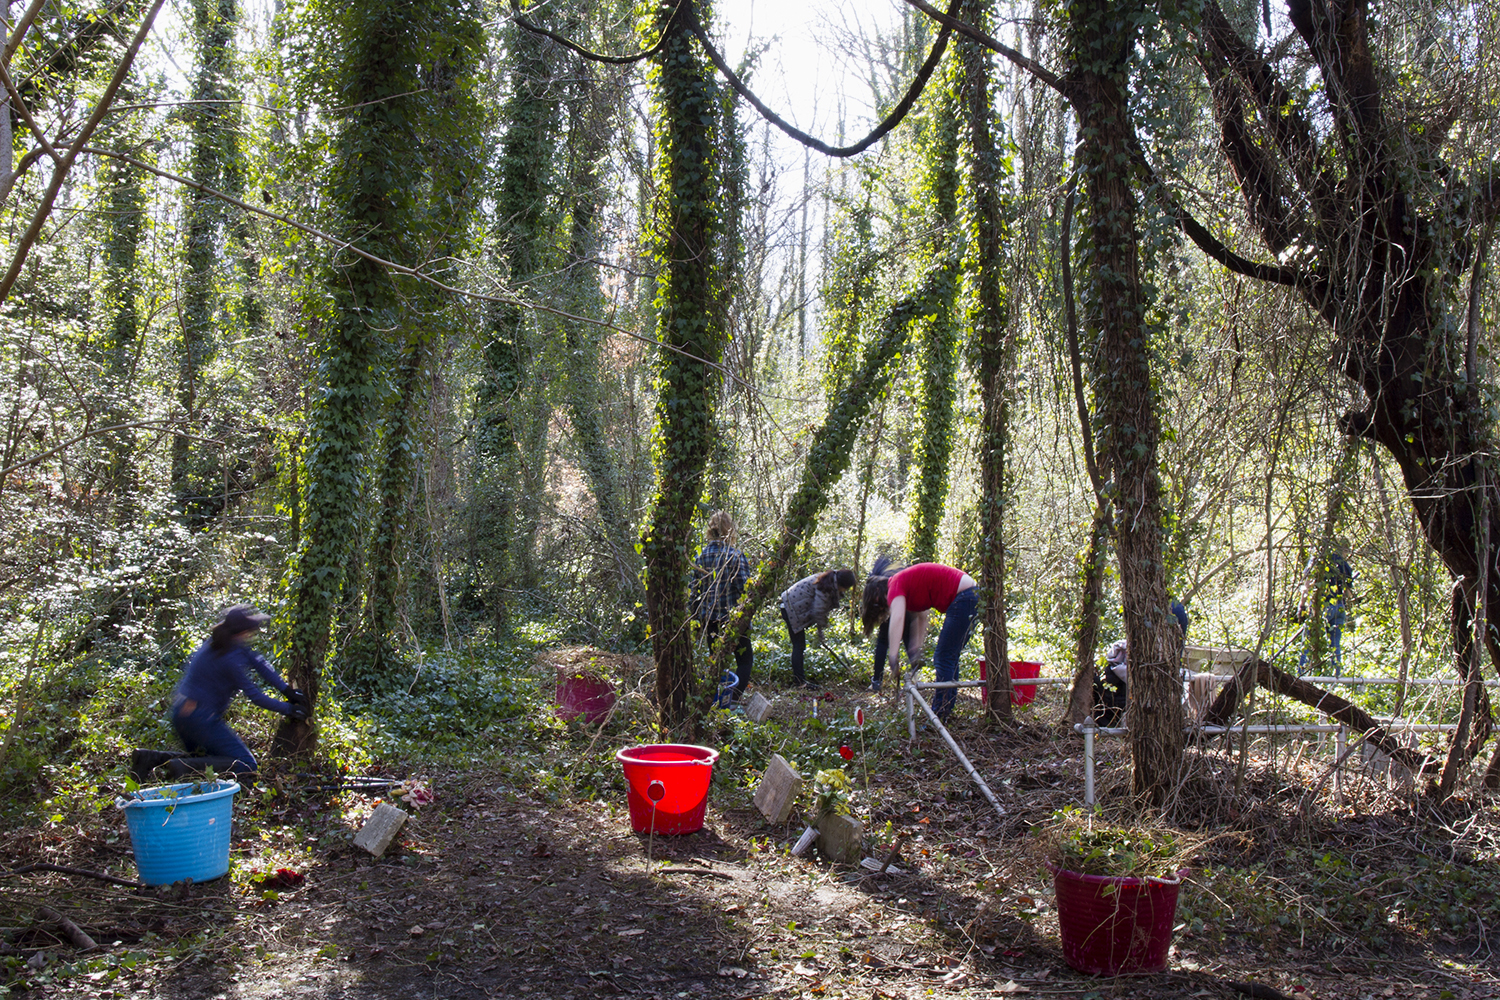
[[118, 781, 240, 885], [715, 671, 739, 708]]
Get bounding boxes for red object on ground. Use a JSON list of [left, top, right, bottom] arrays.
[[838, 745, 853, 760], [1009, 660, 1042, 705], [615, 744, 719, 835], [254, 868, 305, 890], [1048, 862, 1184, 975], [555, 670, 616, 723]]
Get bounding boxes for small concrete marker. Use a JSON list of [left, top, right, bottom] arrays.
[[753, 753, 801, 824], [745, 692, 773, 722], [817, 814, 863, 866], [354, 802, 409, 857]]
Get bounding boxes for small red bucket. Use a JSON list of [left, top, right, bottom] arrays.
[[1048, 862, 1184, 975], [556, 670, 616, 723], [1009, 661, 1042, 705], [615, 744, 719, 835]]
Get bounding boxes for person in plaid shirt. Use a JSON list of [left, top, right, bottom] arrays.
[[691, 510, 753, 699]]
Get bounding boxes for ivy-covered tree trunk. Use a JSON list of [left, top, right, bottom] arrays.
[[562, 50, 636, 601], [280, 0, 461, 752], [98, 142, 145, 526], [956, 0, 1014, 720], [172, 0, 240, 525], [641, 0, 727, 729], [94, 122, 146, 635], [1068, 0, 1183, 804], [357, 32, 482, 679], [711, 263, 956, 685], [907, 87, 961, 564], [473, 16, 558, 629]]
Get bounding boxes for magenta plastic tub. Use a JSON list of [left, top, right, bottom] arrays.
[[1048, 861, 1184, 975], [615, 744, 719, 835], [555, 670, 616, 723]]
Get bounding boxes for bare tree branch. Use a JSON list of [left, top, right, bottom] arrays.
[[509, 0, 678, 66], [688, 0, 962, 158], [0, 0, 168, 305], [900, 0, 1065, 95]]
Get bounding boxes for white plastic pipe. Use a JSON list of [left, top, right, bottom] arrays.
[[905, 682, 1006, 818]]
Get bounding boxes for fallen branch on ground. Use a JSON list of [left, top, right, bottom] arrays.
[[4, 863, 144, 889], [35, 905, 96, 951]]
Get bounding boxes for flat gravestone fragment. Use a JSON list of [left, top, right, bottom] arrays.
[[753, 753, 801, 824], [745, 692, 773, 723], [818, 813, 863, 866], [354, 803, 409, 857]]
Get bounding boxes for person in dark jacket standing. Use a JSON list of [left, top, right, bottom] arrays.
[[130, 605, 308, 780], [691, 511, 753, 698]]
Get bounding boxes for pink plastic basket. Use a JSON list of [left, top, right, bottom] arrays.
[[1048, 861, 1184, 975]]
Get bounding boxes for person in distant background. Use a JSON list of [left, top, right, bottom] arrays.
[[1093, 639, 1130, 726], [130, 604, 308, 781], [1299, 544, 1355, 676], [1092, 598, 1190, 727], [779, 568, 856, 688], [691, 510, 753, 700], [861, 558, 980, 722]]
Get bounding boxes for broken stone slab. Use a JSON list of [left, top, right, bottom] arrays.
[[353, 803, 409, 857], [817, 813, 863, 866], [753, 753, 801, 824], [744, 692, 773, 723]]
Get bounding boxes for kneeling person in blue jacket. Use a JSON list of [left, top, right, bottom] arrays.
[[130, 604, 308, 781]]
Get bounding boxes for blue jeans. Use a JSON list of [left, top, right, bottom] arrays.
[[1298, 601, 1346, 677], [172, 699, 258, 773], [930, 588, 980, 720]]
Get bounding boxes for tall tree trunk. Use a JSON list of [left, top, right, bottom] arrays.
[[1068, 0, 1182, 805], [280, 0, 475, 752], [907, 86, 961, 564], [474, 17, 559, 629], [641, 0, 727, 729], [99, 139, 144, 526], [172, 0, 240, 525], [957, 0, 1013, 720], [562, 55, 636, 601], [355, 37, 482, 678]]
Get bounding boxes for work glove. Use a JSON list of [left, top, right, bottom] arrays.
[[285, 691, 310, 721]]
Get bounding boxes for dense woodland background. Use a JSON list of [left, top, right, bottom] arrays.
[[1, 0, 1498, 804]]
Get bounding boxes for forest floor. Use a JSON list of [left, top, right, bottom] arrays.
[[3, 646, 1500, 1000]]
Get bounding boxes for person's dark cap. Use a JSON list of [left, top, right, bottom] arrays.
[[217, 604, 271, 633]]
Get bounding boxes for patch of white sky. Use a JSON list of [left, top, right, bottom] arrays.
[[717, 1, 906, 353]]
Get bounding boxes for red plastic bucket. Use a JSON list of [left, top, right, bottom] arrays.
[[556, 670, 616, 723], [1048, 862, 1183, 975], [615, 744, 719, 835], [1009, 661, 1042, 705]]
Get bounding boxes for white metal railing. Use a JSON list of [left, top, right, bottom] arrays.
[[902, 657, 1483, 807]]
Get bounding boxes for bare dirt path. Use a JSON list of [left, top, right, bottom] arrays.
[[6, 673, 1500, 1000]]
